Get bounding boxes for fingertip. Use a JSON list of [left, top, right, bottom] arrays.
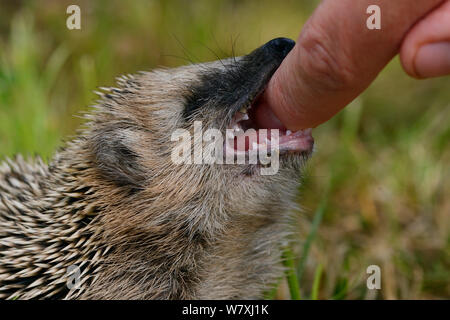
[[414, 42, 450, 78], [400, 41, 422, 79], [400, 0, 450, 79]]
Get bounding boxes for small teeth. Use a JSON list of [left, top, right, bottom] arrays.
[[291, 128, 313, 137], [233, 125, 244, 135], [241, 113, 249, 121]]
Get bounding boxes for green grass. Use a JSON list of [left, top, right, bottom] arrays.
[[0, 0, 449, 299], [282, 246, 301, 300]]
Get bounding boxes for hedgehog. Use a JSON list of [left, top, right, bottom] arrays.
[[0, 38, 314, 299]]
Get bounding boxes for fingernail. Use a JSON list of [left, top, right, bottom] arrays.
[[414, 42, 450, 78]]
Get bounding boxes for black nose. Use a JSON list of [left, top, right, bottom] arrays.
[[263, 37, 295, 59]]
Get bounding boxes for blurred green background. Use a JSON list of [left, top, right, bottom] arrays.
[[0, 0, 448, 299]]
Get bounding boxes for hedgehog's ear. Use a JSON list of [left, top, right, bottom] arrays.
[[90, 127, 147, 189]]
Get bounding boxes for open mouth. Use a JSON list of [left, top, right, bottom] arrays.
[[225, 90, 314, 157]]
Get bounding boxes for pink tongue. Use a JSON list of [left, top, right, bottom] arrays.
[[234, 129, 281, 151], [251, 95, 285, 130]]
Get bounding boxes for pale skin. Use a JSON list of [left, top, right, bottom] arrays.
[[255, 0, 450, 130]]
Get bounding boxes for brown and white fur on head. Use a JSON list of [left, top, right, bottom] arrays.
[[0, 38, 314, 299]]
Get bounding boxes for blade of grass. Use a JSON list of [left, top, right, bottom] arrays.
[[282, 245, 301, 300], [331, 278, 349, 300], [297, 196, 327, 284], [263, 277, 282, 300], [310, 263, 323, 300]]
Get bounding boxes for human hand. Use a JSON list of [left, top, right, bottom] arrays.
[[254, 0, 449, 131]]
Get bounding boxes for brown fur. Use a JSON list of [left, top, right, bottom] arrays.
[[0, 39, 311, 299]]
